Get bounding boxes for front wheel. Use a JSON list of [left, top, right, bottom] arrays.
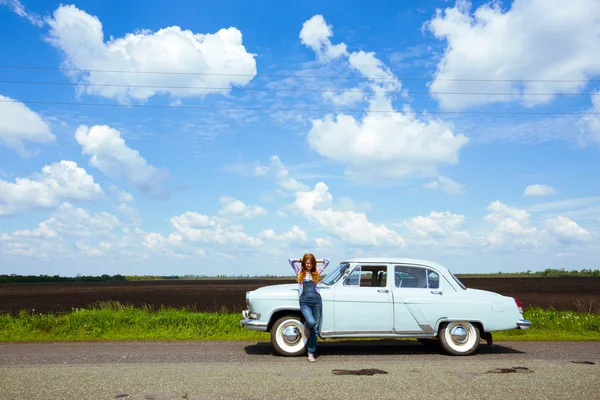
[[438, 321, 480, 356], [270, 315, 307, 356]]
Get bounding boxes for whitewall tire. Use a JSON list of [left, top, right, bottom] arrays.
[[270, 315, 308, 357], [438, 321, 480, 356]]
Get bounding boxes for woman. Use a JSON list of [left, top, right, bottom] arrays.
[[289, 253, 330, 362]]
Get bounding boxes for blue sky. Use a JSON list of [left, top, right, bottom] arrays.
[[1, 0, 599, 277]]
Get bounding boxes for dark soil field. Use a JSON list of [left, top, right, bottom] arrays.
[[1, 277, 599, 315]]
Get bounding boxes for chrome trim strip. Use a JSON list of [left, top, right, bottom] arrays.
[[321, 330, 393, 335], [418, 324, 435, 334], [517, 319, 532, 330], [240, 319, 268, 331]]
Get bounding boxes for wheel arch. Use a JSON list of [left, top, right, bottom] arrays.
[[267, 309, 304, 332], [436, 318, 485, 333]]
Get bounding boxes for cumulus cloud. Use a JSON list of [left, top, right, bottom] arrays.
[[299, 14, 348, 61], [75, 125, 170, 198], [403, 211, 477, 249], [425, 0, 600, 110], [218, 196, 267, 219], [483, 201, 545, 250], [545, 216, 591, 244], [308, 103, 468, 180], [169, 211, 263, 248], [292, 182, 404, 247], [0, 202, 122, 258], [300, 15, 468, 181], [424, 176, 465, 195], [0, 95, 55, 157], [44, 202, 121, 238], [524, 184, 556, 197], [251, 155, 310, 192], [45, 4, 257, 103], [258, 225, 308, 243], [0, 161, 103, 216]]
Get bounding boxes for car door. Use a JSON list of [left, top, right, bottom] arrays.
[[331, 264, 394, 334], [391, 265, 447, 334]]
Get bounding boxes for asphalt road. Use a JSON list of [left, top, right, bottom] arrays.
[[1, 340, 599, 399]]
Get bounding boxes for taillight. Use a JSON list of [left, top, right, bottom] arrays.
[[515, 298, 523, 314]]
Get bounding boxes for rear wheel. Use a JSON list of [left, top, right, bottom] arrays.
[[270, 315, 307, 357], [438, 321, 480, 356]]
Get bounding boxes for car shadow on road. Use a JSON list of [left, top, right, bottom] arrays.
[[243, 339, 525, 357]]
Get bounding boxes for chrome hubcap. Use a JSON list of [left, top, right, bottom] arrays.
[[282, 325, 300, 345], [450, 325, 468, 344]]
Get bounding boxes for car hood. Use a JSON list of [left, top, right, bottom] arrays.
[[250, 283, 299, 299]]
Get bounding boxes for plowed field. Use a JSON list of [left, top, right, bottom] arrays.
[[1, 277, 598, 315]]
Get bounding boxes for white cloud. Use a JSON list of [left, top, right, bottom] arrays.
[[109, 185, 134, 203], [44, 202, 121, 238], [142, 231, 183, 252], [315, 237, 333, 248], [292, 182, 404, 247], [485, 200, 531, 224], [524, 184, 556, 197], [252, 155, 310, 192], [577, 91, 600, 146], [0, 0, 44, 26], [299, 14, 348, 61], [300, 15, 469, 181], [258, 225, 308, 243], [169, 211, 263, 248], [0, 202, 122, 258], [424, 176, 465, 195], [75, 125, 170, 198], [45, 4, 257, 103], [322, 88, 365, 106], [308, 104, 468, 180], [0, 161, 103, 216], [483, 201, 545, 250], [0, 95, 55, 157], [218, 196, 267, 219], [348, 50, 401, 91], [403, 211, 477, 249], [425, 0, 600, 110], [546, 216, 591, 244]]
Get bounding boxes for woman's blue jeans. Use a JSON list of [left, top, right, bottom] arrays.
[[300, 287, 322, 355]]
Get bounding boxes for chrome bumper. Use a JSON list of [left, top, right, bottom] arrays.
[[240, 318, 268, 331], [240, 310, 267, 331], [517, 319, 532, 330]]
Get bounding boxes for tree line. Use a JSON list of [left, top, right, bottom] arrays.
[[1, 269, 598, 283]]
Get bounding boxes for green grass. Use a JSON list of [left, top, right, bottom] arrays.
[[1, 302, 598, 342]]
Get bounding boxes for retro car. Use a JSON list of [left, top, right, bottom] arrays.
[[240, 258, 531, 356]]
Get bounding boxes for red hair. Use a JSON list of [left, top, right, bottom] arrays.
[[297, 253, 320, 283]]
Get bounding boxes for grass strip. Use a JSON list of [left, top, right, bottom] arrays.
[[1, 302, 598, 342]]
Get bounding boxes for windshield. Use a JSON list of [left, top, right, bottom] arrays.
[[449, 271, 467, 290], [320, 263, 350, 285]]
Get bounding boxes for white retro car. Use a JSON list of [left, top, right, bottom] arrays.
[[240, 258, 531, 356]]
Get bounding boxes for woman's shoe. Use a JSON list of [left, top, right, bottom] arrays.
[[307, 354, 315, 362]]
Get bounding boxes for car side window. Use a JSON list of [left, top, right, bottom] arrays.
[[394, 266, 428, 288], [427, 270, 440, 289], [344, 266, 387, 287]]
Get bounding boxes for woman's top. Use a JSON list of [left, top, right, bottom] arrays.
[[289, 257, 330, 296]]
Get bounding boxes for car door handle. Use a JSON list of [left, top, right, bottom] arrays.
[[377, 289, 389, 293], [430, 291, 443, 295]]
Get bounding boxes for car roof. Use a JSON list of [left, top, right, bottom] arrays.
[[341, 257, 448, 271]]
